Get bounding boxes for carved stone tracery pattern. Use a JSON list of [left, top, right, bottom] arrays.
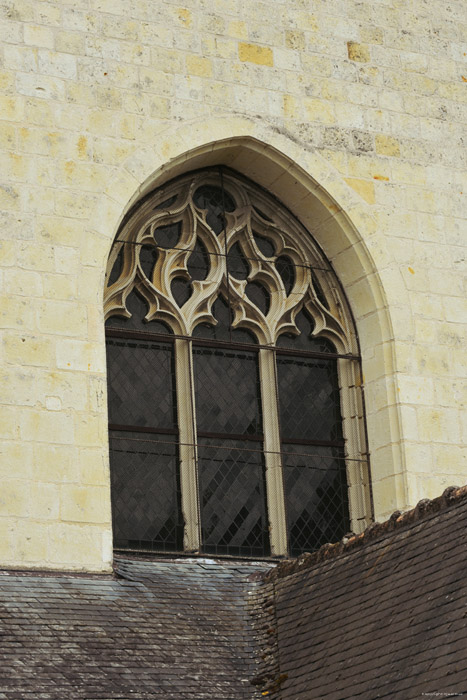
[[105, 170, 355, 353]]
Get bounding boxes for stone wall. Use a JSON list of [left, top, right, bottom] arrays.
[[0, 0, 465, 571]]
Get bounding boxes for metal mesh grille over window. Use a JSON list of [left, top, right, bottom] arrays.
[[105, 167, 372, 558]]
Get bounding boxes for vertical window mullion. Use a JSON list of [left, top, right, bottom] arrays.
[[175, 338, 200, 552], [259, 347, 288, 556]]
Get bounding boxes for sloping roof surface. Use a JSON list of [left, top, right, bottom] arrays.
[[0, 556, 272, 699], [2, 488, 467, 699], [261, 486, 467, 700]]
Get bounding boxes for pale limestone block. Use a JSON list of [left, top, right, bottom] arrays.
[[29, 482, 60, 520], [418, 406, 460, 444], [0, 183, 20, 211], [397, 374, 435, 405], [274, 48, 301, 71], [56, 339, 106, 373], [0, 19, 24, 44], [4, 333, 52, 367], [443, 296, 467, 324], [437, 321, 466, 350], [79, 448, 110, 486], [37, 300, 87, 336], [13, 520, 49, 563], [304, 98, 335, 124], [0, 295, 35, 330], [227, 20, 248, 39], [432, 445, 467, 475], [0, 520, 15, 563], [0, 479, 31, 517], [91, 140, 135, 166], [17, 127, 49, 155], [140, 21, 173, 46], [139, 67, 175, 96], [0, 121, 16, 149], [85, 198, 122, 242], [174, 75, 203, 102], [151, 46, 184, 74], [42, 273, 77, 301], [16, 72, 65, 101], [4, 45, 38, 72], [372, 472, 408, 520], [0, 441, 33, 478], [85, 35, 121, 61], [0, 406, 19, 439], [47, 522, 112, 571], [201, 36, 237, 60], [364, 375, 398, 417], [414, 318, 438, 345], [34, 2, 61, 26], [0, 211, 34, 241], [54, 246, 80, 275], [55, 30, 86, 55], [54, 190, 99, 219], [398, 405, 420, 442], [343, 177, 375, 204], [20, 409, 74, 445], [74, 414, 107, 448], [411, 292, 444, 319], [358, 309, 394, 346], [104, 169, 140, 208], [60, 484, 110, 524], [33, 444, 80, 483], [0, 241, 16, 267]]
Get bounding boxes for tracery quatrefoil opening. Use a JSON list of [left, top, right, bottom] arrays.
[[105, 167, 372, 558]]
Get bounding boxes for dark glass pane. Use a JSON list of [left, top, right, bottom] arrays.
[[192, 296, 258, 344], [276, 255, 295, 295], [106, 337, 176, 429], [171, 277, 192, 307], [277, 355, 343, 442], [154, 194, 177, 210], [139, 243, 157, 280], [276, 307, 336, 353], [253, 231, 275, 257], [187, 237, 210, 281], [193, 184, 235, 235], [253, 206, 273, 222], [154, 221, 181, 249], [198, 438, 270, 557], [110, 431, 183, 552], [193, 347, 262, 435], [245, 281, 270, 316], [227, 242, 249, 280], [108, 246, 124, 286], [283, 444, 349, 556]]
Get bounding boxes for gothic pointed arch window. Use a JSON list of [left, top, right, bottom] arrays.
[[104, 167, 371, 558]]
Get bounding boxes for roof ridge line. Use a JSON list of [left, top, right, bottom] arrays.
[[263, 484, 467, 582]]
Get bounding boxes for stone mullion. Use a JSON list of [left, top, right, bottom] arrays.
[[175, 338, 200, 552], [338, 358, 371, 534], [259, 348, 288, 556]]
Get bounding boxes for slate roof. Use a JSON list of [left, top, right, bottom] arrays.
[[0, 556, 273, 699], [257, 485, 467, 700], [2, 486, 467, 700]]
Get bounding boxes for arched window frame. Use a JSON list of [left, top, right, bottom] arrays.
[[104, 167, 372, 557]]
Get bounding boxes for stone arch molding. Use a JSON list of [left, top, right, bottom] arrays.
[[91, 115, 407, 520]]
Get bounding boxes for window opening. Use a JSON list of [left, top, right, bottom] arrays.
[[105, 167, 371, 557]]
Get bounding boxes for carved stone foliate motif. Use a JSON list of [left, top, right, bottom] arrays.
[[105, 170, 355, 353]]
